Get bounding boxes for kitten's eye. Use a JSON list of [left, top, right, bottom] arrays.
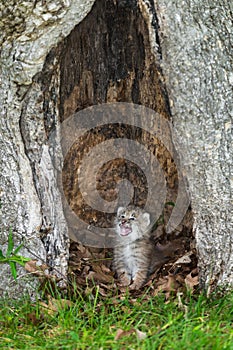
[[130, 217, 135, 221], [121, 215, 125, 219]]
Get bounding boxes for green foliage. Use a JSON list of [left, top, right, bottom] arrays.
[[0, 229, 30, 280], [0, 290, 232, 349]]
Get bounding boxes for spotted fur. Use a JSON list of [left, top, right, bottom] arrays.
[[113, 205, 153, 289]]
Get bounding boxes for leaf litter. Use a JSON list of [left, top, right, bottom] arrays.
[[67, 208, 198, 300], [26, 208, 197, 301]]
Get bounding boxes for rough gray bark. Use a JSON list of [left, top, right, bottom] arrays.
[[155, 0, 233, 290], [0, 0, 95, 297]]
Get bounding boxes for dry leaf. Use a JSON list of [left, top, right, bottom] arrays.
[[100, 264, 112, 274], [176, 272, 185, 282], [98, 287, 109, 297], [39, 296, 73, 315], [83, 265, 90, 275], [185, 272, 199, 291], [39, 301, 57, 315], [173, 252, 192, 265], [21, 311, 43, 326], [86, 266, 114, 284], [114, 328, 146, 341], [24, 260, 49, 276], [114, 328, 134, 340], [135, 329, 147, 340]]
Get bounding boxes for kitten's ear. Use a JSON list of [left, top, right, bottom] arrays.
[[142, 212, 150, 226], [117, 207, 124, 215]]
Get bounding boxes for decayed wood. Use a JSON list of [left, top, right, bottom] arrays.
[[59, 0, 181, 247]]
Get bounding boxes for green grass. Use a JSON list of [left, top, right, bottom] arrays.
[[0, 289, 232, 350]]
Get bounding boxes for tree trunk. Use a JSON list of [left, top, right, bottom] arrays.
[[0, 0, 95, 297], [155, 0, 233, 291], [0, 0, 232, 297]]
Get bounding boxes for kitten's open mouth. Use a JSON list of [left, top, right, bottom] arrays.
[[119, 225, 132, 236]]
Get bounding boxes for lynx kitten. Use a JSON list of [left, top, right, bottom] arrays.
[[113, 205, 153, 290]]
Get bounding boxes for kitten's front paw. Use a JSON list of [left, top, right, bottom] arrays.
[[129, 282, 142, 290], [129, 276, 145, 290], [118, 274, 131, 286]]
